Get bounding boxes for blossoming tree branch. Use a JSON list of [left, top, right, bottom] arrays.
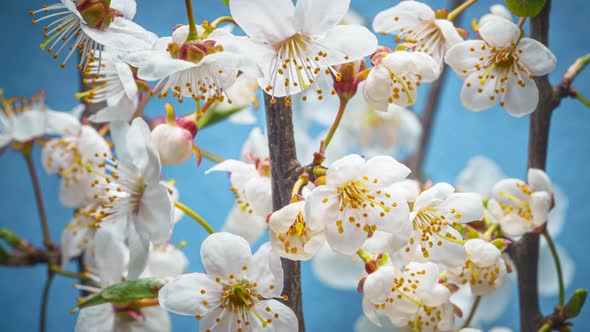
[[1, 0, 588, 331]]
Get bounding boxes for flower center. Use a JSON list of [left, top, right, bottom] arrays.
[[287, 212, 307, 238], [410, 209, 464, 258], [497, 182, 532, 219], [167, 40, 224, 64], [76, 0, 121, 30], [337, 180, 390, 212]]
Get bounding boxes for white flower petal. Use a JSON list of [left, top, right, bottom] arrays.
[[360, 156, 411, 186], [314, 25, 378, 66], [222, 204, 267, 244], [295, 0, 350, 36], [479, 19, 520, 48], [249, 243, 284, 298], [256, 299, 298, 332], [110, 0, 136, 19], [516, 38, 557, 76], [158, 273, 222, 315], [326, 218, 367, 255], [135, 184, 173, 245], [89, 96, 137, 123], [75, 304, 115, 332], [530, 191, 551, 227], [229, 0, 296, 45], [445, 40, 489, 79], [364, 265, 396, 304], [124, 50, 196, 81], [372, 1, 434, 34], [81, 17, 158, 52], [503, 73, 539, 117], [200, 232, 252, 278], [414, 182, 454, 212], [127, 224, 150, 280], [326, 154, 365, 186], [437, 192, 484, 223], [461, 71, 500, 112], [147, 244, 189, 278], [466, 239, 501, 267], [528, 168, 553, 193]]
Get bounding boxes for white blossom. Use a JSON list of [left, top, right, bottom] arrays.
[[158, 233, 298, 332], [445, 18, 557, 117]]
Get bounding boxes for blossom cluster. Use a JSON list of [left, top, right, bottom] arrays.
[[1, 0, 568, 331]]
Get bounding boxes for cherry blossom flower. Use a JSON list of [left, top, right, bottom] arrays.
[[31, 0, 157, 69], [0, 91, 77, 150], [80, 118, 174, 278], [373, 1, 463, 66], [391, 183, 483, 267], [229, 0, 377, 102], [363, 51, 440, 110], [207, 158, 272, 241], [487, 169, 553, 237], [158, 232, 298, 331], [126, 24, 257, 103], [306, 154, 411, 255], [362, 262, 454, 331], [445, 18, 557, 117], [269, 200, 325, 260], [79, 50, 151, 123], [447, 239, 508, 296], [75, 228, 171, 332], [42, 114, 111, 207]]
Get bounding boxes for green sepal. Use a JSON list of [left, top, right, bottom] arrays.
[[197, 104, 249, 129], [464, 225, 481, 239], [77, 277, 170, 309], [563, 288, 587, 319], [0, 228, 32, 253], [491, 238, 511, 252], [504, 0, 546, 17]]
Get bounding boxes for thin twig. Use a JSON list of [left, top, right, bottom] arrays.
[[461, 296, 482, 329], [201, 149, 225, 164], [542, 229, 565, 307], [174, 201, 215, 234], [39, 273, 54, 332], [23, 150, 52, 249]]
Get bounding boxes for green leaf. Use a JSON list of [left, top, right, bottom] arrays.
[[563, 288, 587, 319], [220, 0, 229, 5], [197, 104, 249, 129], [504, 0, 546, 17], [77, 277, 170, 309]]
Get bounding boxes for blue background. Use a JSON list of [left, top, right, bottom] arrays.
[[1, 0, 588, 331]]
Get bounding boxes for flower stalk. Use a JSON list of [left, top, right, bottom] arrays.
[[542, 229, 565, 307], [23, 149, 52, 249], [184, 0, 199, 42], [461, 295, 482, 329], [322, 98, 349, 153], [173, 201, 215, 234], [447, 0, 478, 21]]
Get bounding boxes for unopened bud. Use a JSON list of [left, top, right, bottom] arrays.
[[563, 289, 587, 319], [332, 59, 366, 102], [151, 123, 195, 165]]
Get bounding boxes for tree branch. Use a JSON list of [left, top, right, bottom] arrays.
[[509, 2, 553, 331], [0, 246, 60, 267], [263, 95, 305, 332]]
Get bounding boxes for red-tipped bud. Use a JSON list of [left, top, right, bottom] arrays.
[[151, 123, 195, 165], [332, 59, 366, 102], [370, 46, 393, 66]]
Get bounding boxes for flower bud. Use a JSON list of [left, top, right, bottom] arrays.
[[151, 123, 194, 165], [370, 46, 393, 66], [563, 288, 587, 319], [333, 59, 366, 102]]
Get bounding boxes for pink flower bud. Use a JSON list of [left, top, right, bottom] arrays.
[[151, 123, 194, 165], [333, 59, 366, 102]]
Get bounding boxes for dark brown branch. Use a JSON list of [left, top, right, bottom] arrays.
[[508, 2, 552, 331], [409, 0, 464, 176], [263, 95, 305, 332], [0, 247, 59, 267]]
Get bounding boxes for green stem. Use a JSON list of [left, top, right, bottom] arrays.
[[575, 92, 590, 108], [201, 149, 224, 164], [185, 0, 199, 41], [291, 175, 310, 198], [210, 16, 237, 28], [50, 264, 88, 280], [542, 229, 565, 306], [174, 201, 215, 234], [23, 149, 52, 248], [323, 98, 349, 152], [483, 223, 499, 240], [461, 295, 482, 329], [40, 273, 54, 332], [447, 0, 478, 21]]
